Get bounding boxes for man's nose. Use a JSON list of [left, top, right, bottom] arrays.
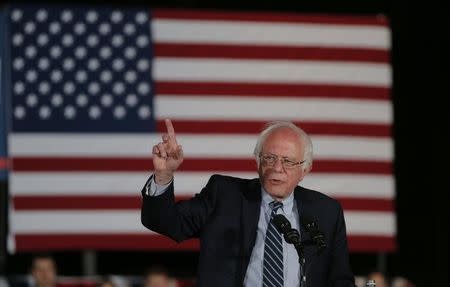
[[272, 158, 284, 171]]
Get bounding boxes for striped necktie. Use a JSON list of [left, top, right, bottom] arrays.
[[263, 201, 284, 287]]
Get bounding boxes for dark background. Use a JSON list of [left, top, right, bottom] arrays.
[[1, 0, 448, 286]]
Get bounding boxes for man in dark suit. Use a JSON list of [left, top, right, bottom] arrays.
[[141, 119, 355, 287]]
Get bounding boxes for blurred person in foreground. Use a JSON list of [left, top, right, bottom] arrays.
[[391, 276, 415, 287], [98, 280, 116, 287], [0, 277, 10, 287], [143, 266, 177, 287], [367, 271, 389, 287], [30, 254, 57, 287], [141, 119, 355, 287]]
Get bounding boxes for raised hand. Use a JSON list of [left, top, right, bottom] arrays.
[[152, 119, 184, 184]]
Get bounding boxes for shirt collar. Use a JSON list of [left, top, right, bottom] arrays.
[[261, 186, 295, 216]]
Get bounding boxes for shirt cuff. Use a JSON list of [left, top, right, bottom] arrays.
[[145, 175, 172, 196]]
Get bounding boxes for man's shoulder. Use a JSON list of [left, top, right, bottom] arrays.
[[206, 174, 259, 196], [296, 185, 341, 208], [295, 186, 345, 225], [208, 174, 257, 184]]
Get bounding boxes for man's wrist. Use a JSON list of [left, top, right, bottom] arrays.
[[154, 172, 173, 185]]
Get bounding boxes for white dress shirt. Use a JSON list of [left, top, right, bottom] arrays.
[[243, 187, 301, 287]]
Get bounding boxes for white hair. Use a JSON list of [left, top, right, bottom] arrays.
[[253, 121, 313, 171]]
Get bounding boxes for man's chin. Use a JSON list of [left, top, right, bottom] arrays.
[[265, 187, 289, 200]]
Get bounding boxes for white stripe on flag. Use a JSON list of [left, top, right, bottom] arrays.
[[11, 210, 152, 234], [344, 211, 396, 236], [9, 134, 393, 160], [154, 58, 391, 86], [11, 210, 395, 235], [153, 19, 391, 49], [155, 96, 392, 123], [11, 172, 395, 199]]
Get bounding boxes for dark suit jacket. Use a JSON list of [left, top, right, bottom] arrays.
[[141, 174, 355, 287]]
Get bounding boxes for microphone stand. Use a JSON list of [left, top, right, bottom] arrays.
[[283, 229, 307, 287]]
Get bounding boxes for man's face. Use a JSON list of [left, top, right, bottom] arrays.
[[258, 127, 309, 200], [144, 274, 170, 287], [31, 258, 57, 287]]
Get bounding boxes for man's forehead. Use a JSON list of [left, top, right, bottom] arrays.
[[266, 127, 302, 141], [263, 128, 303, 147]]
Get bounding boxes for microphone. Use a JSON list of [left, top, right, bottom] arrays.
[[272, 214, 306, 272], [301, 216, 326, 253], [272, 214, 301, 245]]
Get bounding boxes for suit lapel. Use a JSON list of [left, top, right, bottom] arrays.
[[239, 178, 262, 284]]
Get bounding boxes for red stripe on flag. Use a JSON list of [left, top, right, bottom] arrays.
[[13, 234, 394, 251], [155, 43, 389, 63], [348, 235, 396, 252], [0, 158, 8, 169], [155, 81, 390, 100], [337, 197, 394, 211], [12, 158, 392, 174], [156, 120, 391, 137], [13, 196, 142, 210], [14, 234, 199, 251], [153, 10, 389, 26], [13, 195, 394, 211]]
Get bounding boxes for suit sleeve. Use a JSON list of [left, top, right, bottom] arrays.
[[328, 203, 356, 287], [141, 174, 219, 243]]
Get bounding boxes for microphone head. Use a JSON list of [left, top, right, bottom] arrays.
[[317, 239, 327, 252], [301, 215, 316, 231], [312, 232, 327, 252], [301, 215, 327, 252], [272, 214, 291, 234]]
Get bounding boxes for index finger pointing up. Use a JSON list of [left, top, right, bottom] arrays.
[[165, 119, 177, 144]]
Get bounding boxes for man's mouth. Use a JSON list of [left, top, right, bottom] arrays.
[[269, 179, 284, 184]]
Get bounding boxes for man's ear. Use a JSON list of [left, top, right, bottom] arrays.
[[303, 163, 312, 174], [298, 164, 311, 183]]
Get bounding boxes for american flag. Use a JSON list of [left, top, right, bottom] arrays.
[[4, 5, 394, 252]]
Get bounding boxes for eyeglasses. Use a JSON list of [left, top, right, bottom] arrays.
[[259, 153, 305, 169]]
